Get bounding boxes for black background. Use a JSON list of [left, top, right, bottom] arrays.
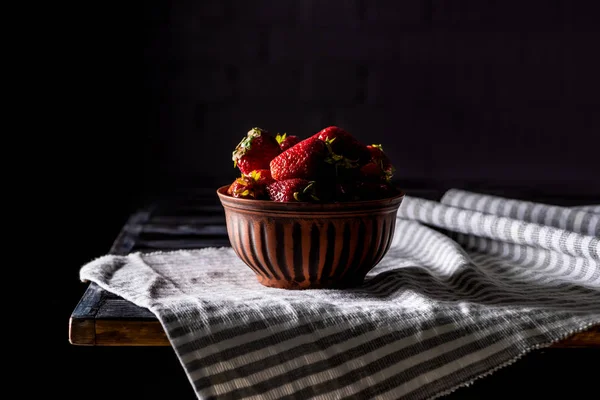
[[41, 1, 599, 398]]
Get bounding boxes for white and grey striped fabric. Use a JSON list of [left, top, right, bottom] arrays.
[[80, 189, 600, 400]]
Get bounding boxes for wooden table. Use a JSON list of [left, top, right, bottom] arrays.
[[69, 187, 600, 347]]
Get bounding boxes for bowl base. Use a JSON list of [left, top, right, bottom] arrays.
[[257, 275, 366, 290]]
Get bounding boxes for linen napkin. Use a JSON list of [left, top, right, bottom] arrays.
[[79, 189, 600, 400]]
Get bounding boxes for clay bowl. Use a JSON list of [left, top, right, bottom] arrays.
[[216, 185, 404, 290]]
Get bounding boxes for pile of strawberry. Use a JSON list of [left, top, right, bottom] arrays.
[[227, 126, 399, 202]]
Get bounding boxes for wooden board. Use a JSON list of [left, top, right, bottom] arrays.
[[69, 187, 600, 347], [70, 283, 171, 346]]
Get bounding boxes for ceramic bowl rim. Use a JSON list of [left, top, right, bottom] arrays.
[[216, 184, 405, 212]]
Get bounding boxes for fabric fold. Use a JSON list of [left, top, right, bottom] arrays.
[[397, 196, 599, 260], [440, 189, 599, 236]]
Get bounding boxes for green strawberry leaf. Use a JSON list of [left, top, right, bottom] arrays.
[[275, 133, 287, 144]]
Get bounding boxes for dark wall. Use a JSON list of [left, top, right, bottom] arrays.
[[144, 0, 600, 196]]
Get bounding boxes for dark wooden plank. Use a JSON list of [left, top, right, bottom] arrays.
[[137, 232, 228, 242], [70, 283, 104, 345], [133, 238, 231, 250], [71, 282, 104, 319], [135, 223, 228, 236], [96, 298, 156, 320], [151, 204, 225, 215], [149, 215, 228, 225], [110, 209, 154, 255], [81, 318, 600, 348], [95, 321, 170, 346], [69, 318, 95, 346], [550, 326, 600, 348]]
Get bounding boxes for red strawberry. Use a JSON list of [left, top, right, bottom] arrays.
[[314, 126, 371, 165], [227, 170, 273, 199], [270, 136, 328, 181], [267, 179, 319, 202], [232, 127, 282, 175], [366, 144, 395, 181], [276, 133, 300, 151], [227, 175, 259, 199], [358, 162, 387, 182]]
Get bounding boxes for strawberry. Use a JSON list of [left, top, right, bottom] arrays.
[[358, 161, 387, 182], [227, 175, 259, 199], [314, 126, 371, 165], [232, 127, 282, 175], [366, 144, 395, 181], [276, 133, 300, 151], [267, 179, 319, 202], [269, 136, 328, 181], [227, 170, 273, 199]]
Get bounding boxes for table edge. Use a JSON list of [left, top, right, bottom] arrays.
[[69, 312, 600, 348]]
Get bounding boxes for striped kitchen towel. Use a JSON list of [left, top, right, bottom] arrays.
[[79, 189, 600, 400]]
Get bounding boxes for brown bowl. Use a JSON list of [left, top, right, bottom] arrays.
[[216, 185, 404, 289]]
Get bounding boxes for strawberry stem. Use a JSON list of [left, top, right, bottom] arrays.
[[232, 127, 266, 164], [249, 170, 262, 181], [303, 181, 315, 193], [275, 133, 287, 144]]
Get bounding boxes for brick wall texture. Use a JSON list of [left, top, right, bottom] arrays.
[[143, 1, 600, 194]]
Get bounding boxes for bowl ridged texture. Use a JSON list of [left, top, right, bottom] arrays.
[[217, 185, 404, 289]]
